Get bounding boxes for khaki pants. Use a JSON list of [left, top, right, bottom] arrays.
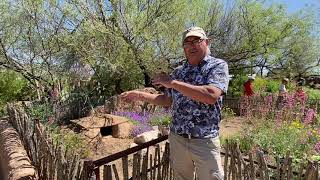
[[169, 133, 224, 180]]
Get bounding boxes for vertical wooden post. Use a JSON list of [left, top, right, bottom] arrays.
[[83, 159, 94, 180], [94, 167, 100, 180], [223, 141, 229, 180], [103, 165, 112, 180], [122, 156, 129, 180]]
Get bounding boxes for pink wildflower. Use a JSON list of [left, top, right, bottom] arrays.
[[275, 112, 282, 128], [265, 95, 273, 105], [303, 109, 316, 124], [314, 142, 320, 154]]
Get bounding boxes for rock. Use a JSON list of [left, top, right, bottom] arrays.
[[152, 126, 159, 131], [112, 121, 133, 138], [158, 126, 170, 136], [129, 143, 138, 148], [133, 130, 160, 144]]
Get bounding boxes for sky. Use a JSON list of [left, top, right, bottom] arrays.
[[262, 0, 320, 75], [264, 0, 320, 15]]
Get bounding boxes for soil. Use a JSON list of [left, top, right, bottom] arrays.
[[79, 116, 247, 160], [66, 115, 248, 179]]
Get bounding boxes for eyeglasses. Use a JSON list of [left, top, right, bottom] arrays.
[[183, 39, 204, 48]]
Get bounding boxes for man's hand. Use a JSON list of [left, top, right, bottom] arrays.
[[152, 72, 173, 88], [119, 90, 142, 102]]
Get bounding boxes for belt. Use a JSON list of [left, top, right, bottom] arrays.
[[178, 134, 201, 139]]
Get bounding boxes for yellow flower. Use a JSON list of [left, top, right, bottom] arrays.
[[290, 120, 303, 129]]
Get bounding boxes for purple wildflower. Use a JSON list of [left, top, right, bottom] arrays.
[[113, 111, 150, 124], [130, 124, 153, 137]]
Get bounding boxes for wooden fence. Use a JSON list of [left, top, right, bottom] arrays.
[[6, 103, 85, 180], [6, 102, 320, 179], [83, 135, 171, 180], [223, 142, 319, 180], [87, 137, 320, 180]]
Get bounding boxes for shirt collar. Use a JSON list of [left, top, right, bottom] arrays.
[[184, 55, 211, 69]]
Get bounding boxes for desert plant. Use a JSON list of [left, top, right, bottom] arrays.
[[222, 106, 236, 119], [149, 109, 172, 127], [50, 127, 91, 158], [27, 102, 54, 124]]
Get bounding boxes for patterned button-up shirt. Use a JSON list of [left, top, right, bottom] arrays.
[[166, 55, 229, 138]]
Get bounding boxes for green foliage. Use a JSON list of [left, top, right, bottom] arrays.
[[149, 113, 172, 127], [305, 87, 320, 99], [27, 102, 54, 124], [223, 134, 254, 153], [251, 122, 308, 160], [228, 74, 248, 97], [0, 70, 32, 116], [252, 77, 280, 95], [229, 76, 282, 97], [253, 77, 267, 94], [265, 80, 281, 93], [222, 106, 236, 119], [230, 119, 317, 162], [50, 127, 90, 158]]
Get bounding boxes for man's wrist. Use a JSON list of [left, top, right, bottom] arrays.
[[168, 80, 177, 89], [137, 92, 145, 101]]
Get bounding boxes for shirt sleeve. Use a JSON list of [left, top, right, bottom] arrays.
[[165, 88, 172, 97], [165, 69, 178, 97], [207, 61, 229, 94]]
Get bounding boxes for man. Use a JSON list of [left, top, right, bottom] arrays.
[[243, 76, 255, 96], [120, 26, 229, 180]]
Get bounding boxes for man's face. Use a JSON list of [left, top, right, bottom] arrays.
[[183, 36, 208, 65]]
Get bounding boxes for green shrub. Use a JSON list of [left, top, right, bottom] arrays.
[[27, 102, 54, 124], [50, 127, 90, 158], [149, 110, 172, 127], [222, 106, 236, 119], [234, 120, 313, 161], [305, 87, 320, 99], [222, 134, 254, 153], [0, 70, 33, 116], [266, 80, 280, 93], [228, 74, 247, 97], [253, 78, 281, 95], [253, 77, 267, 93]]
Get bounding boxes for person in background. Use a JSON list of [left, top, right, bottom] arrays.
[[120, 26, 229, 180], [276, 78, 289, 109], [295, 84, 307, 105], [279, 78, 289, 94], [243, 76, 255, 96]]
